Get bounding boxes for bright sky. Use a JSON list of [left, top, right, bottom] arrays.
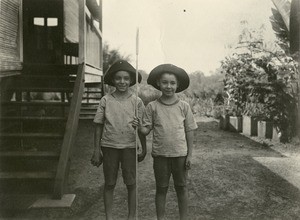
[[103, 0, 276, 75]]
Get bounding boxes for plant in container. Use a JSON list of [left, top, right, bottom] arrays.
[[257, 120, 273, 139], [242, 102, 266, 136], [256, 55, 298, 143], [229, 107, 243, 132]]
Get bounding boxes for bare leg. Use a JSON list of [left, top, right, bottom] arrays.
[[175, 185, 188, 220], [126, 184, 136, 220], [155, 186, 168, 220], [104, 184, 115, 220]]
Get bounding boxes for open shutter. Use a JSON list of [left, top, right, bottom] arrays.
[[0, 0, 22, 73]]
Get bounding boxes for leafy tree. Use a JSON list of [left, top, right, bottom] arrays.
[[221, 22, 267, 114], [103, 42, 131, 73], [270, 0, 300, 139], [221, 21, 298, 142], [184, 71, 224, 100]]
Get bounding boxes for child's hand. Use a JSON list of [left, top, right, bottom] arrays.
[[138, 151, 146, 162], [132, 116, 140, 129], [91, 150, 103, 167], [185, 155, 192, 170]]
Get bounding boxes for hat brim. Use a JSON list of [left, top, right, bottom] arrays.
[[147, 64, 189, 93], [104, 60, 142, 86]]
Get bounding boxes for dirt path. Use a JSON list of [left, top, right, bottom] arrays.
[[6, 119, 300, 219], [138, 119, 300, 219]]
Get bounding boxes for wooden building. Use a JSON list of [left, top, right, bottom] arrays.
[[0, 0, 103, 199]]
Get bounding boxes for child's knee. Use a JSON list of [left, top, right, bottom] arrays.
[[174, 185, 187, 193], [156, 186, 168, 195], [104, 184, 116, 191]]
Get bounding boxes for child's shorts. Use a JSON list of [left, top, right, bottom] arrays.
[[153, 156, 187, 187], [102, 147, 136, 186]]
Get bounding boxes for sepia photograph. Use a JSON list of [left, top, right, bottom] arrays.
[[0, 0, 300, 219]]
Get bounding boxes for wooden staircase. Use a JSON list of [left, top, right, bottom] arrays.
[[0, 63, 85, 198], [64, 42, 103, 121], [80, 83, 103, 120]]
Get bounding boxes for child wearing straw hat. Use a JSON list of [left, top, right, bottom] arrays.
[[134, 64, 197, 220], [91, 60, 146, 220]]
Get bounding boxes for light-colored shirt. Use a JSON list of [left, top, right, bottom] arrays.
[[143, 99, 198, 157], [94, 93, 145, 149]]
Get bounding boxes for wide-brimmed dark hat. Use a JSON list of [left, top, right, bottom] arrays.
[[147, 64, 189, 92], [104, 60, 142, 86]]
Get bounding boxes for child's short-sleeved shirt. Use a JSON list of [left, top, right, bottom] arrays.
[[94, 93, 145, 149], [143, 99, 198, 157]]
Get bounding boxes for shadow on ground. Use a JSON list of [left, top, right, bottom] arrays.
[[2, 120, 300, 219], [138, 120, 300, 220]]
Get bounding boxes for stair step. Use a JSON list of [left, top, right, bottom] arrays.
[[84, 91, 102, 94], [1, 101, 70, 107], [0, 171, 55, 179], [82, 97, 101, 100], [79, 112, 96, 115], [80, 106, 98, 110], [79, 116, 95, 120], [81, 102, 99, 105], [0, 116, 67, 121], [0, 151, 59, 158], [0, 133, 64, 139], [84, 82, 102, 88]]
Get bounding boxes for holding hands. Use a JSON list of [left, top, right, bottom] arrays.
[[138, 150, 146, 162], [132, 116, 140, 129], [132, 116, 147, 162]]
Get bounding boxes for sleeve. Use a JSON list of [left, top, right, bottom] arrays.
[[137, 98, 145, 120], [142, 103, 154, 130], [184, 102, 198, 132], [93, 96, 106, 124]]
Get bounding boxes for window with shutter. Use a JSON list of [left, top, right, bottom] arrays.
[[0, 0, 22, 73]]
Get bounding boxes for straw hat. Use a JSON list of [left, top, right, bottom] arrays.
[[104, 60, 142, 86], [147, 64, 189, 92]]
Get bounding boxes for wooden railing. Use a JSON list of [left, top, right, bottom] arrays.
[[53, 63, 85, 199]]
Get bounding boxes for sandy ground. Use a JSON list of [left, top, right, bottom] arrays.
[[2, 118, 300, 219]]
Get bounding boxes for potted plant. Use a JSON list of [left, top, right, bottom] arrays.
[[261, 62, 298, 143], [242, 103, 261, 136], [272, 125, 281, 142], [257, 116, 273, 139], [219, 108, 230, 130], [229, 107, 243, 132]]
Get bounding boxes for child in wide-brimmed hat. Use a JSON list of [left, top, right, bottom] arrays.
[[134, 63, 197, 220], [91, 60, 146, 220]]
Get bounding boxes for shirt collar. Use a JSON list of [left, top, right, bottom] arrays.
[[157, 97, 180, 106]]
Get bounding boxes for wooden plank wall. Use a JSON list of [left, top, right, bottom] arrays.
[[0, 0, 22, 73], [86, 19, 101, 68]]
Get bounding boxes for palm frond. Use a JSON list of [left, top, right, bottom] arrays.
[[270, 8, 290, 53], [270, 9, 289, 39], [271, 0, 291, 31]]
